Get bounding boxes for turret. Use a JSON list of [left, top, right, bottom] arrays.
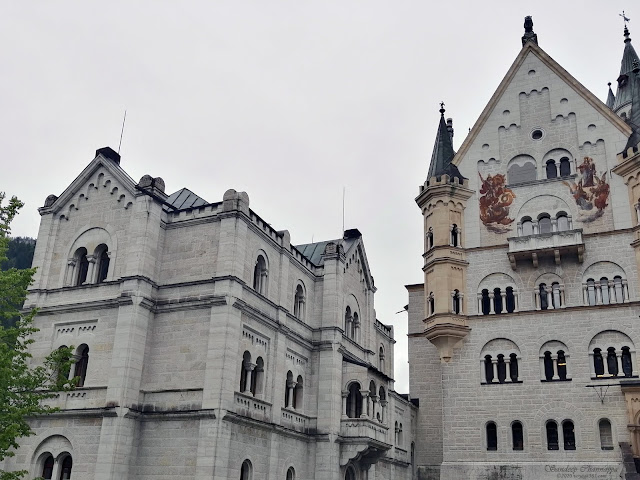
[[415, 105, 473, 362]]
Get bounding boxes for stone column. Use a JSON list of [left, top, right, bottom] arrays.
[[517, 222, 523, 236], [514, 291, 519, 312], [341, 391, 348, 418], [603, 354, 610, 376], [477, 293, 483, 315], [287, 381, 296, 408], [552, 354, 559, 380], [244, 363, 256, 394], [514, 357, 521, 381], [360, 392, 369, 418], [380, 400, 387, 424], [609, 281, 617, 304], [595, 284, 602, 305], [480, 360, 487, 383], [371, 395, 379, 421], [623, 280, 630, 302], [489, 293, 495, 314], [492, 359, 499, 383], [533, 221, 539, 234], [505, 357, 512, 383], [64, 259, 76, 286], [559, 286, 566, 308], [457, 229, 462, 247], [546, 286, 554, 309], [86, 255, 96, 284], [534, 289, 541, 310], [459, 293, 464, 315], [500, 291, 507, 312], [567, 215, 573, 229], [450, 291, 455, 313], [635, 202, 640, 224], [551, 218, 558, 232], [617, 352, 625, 377], [582, 283, 589, 305]]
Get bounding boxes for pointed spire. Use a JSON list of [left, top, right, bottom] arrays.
[[426, 103, 465, 183], [606, 82, 616, 109], [614, 25, 640, 111]]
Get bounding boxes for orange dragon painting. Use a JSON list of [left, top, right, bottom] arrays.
[[562, 157, 609, 223], [479, 173, 516, 233]]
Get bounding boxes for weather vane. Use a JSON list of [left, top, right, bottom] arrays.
[[620, 11, 631, 27]]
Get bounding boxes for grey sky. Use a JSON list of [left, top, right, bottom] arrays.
[[1, 1, 633, 392]]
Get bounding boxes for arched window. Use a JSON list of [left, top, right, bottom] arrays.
[[252, 357, 264, 396], [521, 217, 533, 236], [497, 354, 506, 383], [552, 282, 561, 308], [240, 351, 251, 392], [601, 277, 610, 305], [352, 312, 359, 341], [481, 289, 490, 315], [493, 288, 503, 314], [240, 460, 253, 480], [546, 421, 559, 450], [450, 224, 459, 247], [42, 454, 54, 480], [614, 276, 624, 303], [452, 289, 461, 314], [593, 348, 605, 377], [557, 350, 567, 380], [562, 420, 576, 450], [587, 279, 596, 306], [253, 255, 268, 294], [378, 386, 387, 422], [294, 375, 303, 410], [484, 355, 494, 383], [284, 371, 294, 408], [286, 467, 295, 480], [345, 466, 356, 480], [74, 345, 89, 387], [344, 307, 352, 338], [607, 347, 618, 376], [623, 347, 633, 377], [411, 442, 415, 477], [509, 353, 519, 382], [539, 283, 549, 310], [427, 228, 434, 249], [293, 284, 305, 319], [559, 157, 571, 177], [557, 213, 569, 231], [486, 422, 497, 451], [379, 346, 385, 373], [95, 244, 110, 283], [59, 455, 73, 480], [428, 293, 435, 316], [538, 215, 552, 234], [544, 351, 553, 381], [599, 419, 614, 450], [398, 423, 404, 446], [505, 287, 516, 313], [512, 421, 524, 451], [346, 383, 362, 418], [546, 160, 558, 179], [74, 247, 89, 286]]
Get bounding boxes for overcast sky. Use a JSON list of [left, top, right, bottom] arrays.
[[1, 1, 634, 392]]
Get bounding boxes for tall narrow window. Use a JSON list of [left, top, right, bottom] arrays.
[[252, 357, 264, 396], [74, 247, 89, 286], [42, 455, 54, 480], [622, 347, 633, 377], [59, 455, 73, 480], [546, 421, 559, 450], [599, 419, 614, 450], [253, 255, 268, 294], [607, 347, 618, 376], [427, 228, 434, 249], [593, 348, 605, 377], [587, 279, 596, 305], [546, 160, 557, 179], [352, 312, 359, 341], [505, 287, 516, 313], [557, 214, 569, 231], [552, 282, 561, 308], [559, 157, 571, 177], [453, 289, 461, 314], [345, 466, 356, 480], [539, 284, 549, 310], [562, 421, 576, 450], [294, 375, 304, 410], [286, 467, 295, 480], [74, 345, 89, 387], [557, 350, 567, 380], [481, 289, 490, 315], [240, 460, 252, 480], [497, 354, 506, 383], [509, 353, 519, 382], [346, 383, 362, 418], [512, 422, 524, 451], [285, 371, 294, 408], [484, 355, 494, 383], [486, 422, 498, 451], [294, 284, 305, 319], [544, 351, 553, 381], [240, 351, 251, 392], [95, 244, 110, 283], [451, 224, 458, 247], [493, 288, 503, 314], [428, 294, 435, 317], [521, 218, 533, 236], [601, 278, 610, 305], [379, 346, 385, 373], [539, 216, 552, 234], [344, 307, 352, 338]]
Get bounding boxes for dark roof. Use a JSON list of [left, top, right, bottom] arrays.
[[426, 107, 465, 183], [166, 188, 208, 210], [613, 27, 640, 111], [606, 83, 616, 109], [295, 231, 361, 266]]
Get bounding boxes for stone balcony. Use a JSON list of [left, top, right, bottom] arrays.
[[281, 407, 316, 433], [507, 229, 584, 269], [340, 417, 389, 443], [233, 391, 272, 422], [45, 386, 108, 411], [339, 417, 391, 467]]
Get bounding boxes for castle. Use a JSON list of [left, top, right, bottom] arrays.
[[4, 16, 640, 480]]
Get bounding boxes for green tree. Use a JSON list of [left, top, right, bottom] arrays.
[[0, 193, 75, 480], [1, 237, 36, 271]]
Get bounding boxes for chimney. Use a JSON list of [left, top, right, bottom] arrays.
[[95, 146, 121, 165]]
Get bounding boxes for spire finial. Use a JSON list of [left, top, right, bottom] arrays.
[[439, 102, 445, 115], [608, 82, 612, 87], [522, 16, 538, 46], [621, 10, 631, 27]]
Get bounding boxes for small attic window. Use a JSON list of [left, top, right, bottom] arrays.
[[531, 129, 544, 141]]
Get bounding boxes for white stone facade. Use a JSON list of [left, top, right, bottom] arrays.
[[2, 151, 415, 479]]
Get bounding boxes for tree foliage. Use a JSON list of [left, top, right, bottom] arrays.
[[0, 193, 76, 480], [0, 237, 36, 272]]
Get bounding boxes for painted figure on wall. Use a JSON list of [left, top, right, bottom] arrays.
[[562, 157, 609, 223], [479, 173, 516, 233]]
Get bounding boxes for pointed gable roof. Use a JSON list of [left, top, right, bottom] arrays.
[[426, 105, 465, 183], [613, 26, 640, 111], [452, 40, 632, 164], [606, 83, 616, 109]]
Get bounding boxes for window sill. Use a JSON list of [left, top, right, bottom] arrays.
[[481, 381, 523, 385], [540, 378, 572, 383], [591, 376, 638, 380], [507, 174, 577, 189]]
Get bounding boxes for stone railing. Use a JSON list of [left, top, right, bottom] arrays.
[[233, 391, 272, 422], [507, 229, 584, 268], [281, 408, 316, 433], [340, 417, 389, 443], [45, 386, 108, 410], [394, 446, 408, 463]]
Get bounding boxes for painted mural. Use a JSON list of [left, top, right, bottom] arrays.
[[479, 173, 516, 233], [562, 156, 610, 223]]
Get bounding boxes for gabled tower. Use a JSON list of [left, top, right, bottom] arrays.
[[415, 105, 473, 362]]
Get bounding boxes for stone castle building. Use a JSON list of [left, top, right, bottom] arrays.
[[5, 16, 640, 480]]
